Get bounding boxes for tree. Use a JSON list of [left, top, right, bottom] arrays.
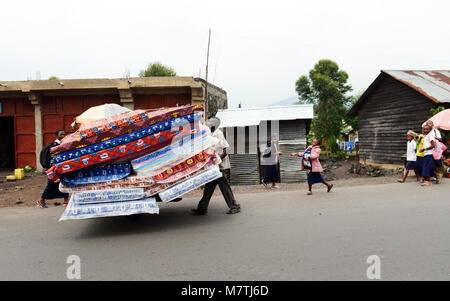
[[343, 91, 364, 134], [430, 106, 445, 117], [138, 62, 177, 77], [48, 76, 59, 80], [296, 59, 352, 155]]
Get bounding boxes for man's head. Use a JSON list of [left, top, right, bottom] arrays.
[[423, 125, 432, 135], [206, 117, 220, 133], [55, 129, 66, 140]]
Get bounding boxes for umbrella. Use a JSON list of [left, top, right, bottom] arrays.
[[72, 103, 131, 128], [422, 109, 450, 130]]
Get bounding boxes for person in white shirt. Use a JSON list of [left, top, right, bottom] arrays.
[[398, 130, 420, 183], [426, 120, 442, 142], [192, 117, 241, 215], [418, 125, 436, 186]]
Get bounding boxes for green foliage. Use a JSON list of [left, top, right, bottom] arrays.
[[139, 62, 177, 77], [48, 76, 59, 80], [332, 149, 347, 160], [430, 106, 445, 117], [343, 92, 362, 134], [296, 59, 352, 155]]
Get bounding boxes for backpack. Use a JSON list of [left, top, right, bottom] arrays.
[[302, 147, 312, 170], [39, 142, 56, 169]]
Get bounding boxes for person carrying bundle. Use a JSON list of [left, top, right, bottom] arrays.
[[192, 117, 241, 215], [290, 139, 333, 195]]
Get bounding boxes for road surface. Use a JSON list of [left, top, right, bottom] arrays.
[[0, 181, 449, 280]]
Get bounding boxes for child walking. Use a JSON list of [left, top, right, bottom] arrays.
[[398, 130, 420, 183], [415, 129, 426, 183], [291, 139, 333, 195]]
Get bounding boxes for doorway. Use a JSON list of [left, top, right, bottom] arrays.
[[0, 117, 15, 169]]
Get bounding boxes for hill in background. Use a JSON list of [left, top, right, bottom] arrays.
[[269, 95, 300, 106]]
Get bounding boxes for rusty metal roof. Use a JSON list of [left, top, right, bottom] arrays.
[[382, 70, 450, 103], [349, 70, 450, 116]]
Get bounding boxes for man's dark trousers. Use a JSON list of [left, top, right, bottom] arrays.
[[197, 170, 237, 212]]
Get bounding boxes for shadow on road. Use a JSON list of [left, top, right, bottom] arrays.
[[75, 202, 236, 240]]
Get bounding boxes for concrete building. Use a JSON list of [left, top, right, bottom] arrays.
[[0, 77, 227, 171]]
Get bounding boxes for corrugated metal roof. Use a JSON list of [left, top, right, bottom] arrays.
[[215, 104, 314, 128], [382, 70, 450, 103]]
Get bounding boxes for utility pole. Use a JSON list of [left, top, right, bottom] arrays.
[[205, 28, 211, 118]]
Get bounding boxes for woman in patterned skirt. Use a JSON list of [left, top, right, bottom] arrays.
[[291, 139, 333, 195]]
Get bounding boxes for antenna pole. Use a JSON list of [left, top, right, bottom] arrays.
[[205, 29, 211, 118]]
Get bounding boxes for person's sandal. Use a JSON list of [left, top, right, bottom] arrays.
[[327, 184, 334, 192], [397, 179, 404, 183], [37, 200, 48, 208], [306, 191, 312, 195], [226, 207, 241, 214], [191, 208, 207, 215]]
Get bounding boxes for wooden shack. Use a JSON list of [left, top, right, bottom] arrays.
[[215, 105, 313, 185], [349, 70, 450, 166]]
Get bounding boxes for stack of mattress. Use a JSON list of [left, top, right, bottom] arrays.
[[49, 104, 223, 221]]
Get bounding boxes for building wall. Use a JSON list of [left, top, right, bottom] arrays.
[[357, 75, 449, 165], [0, 97, 36, 168], [0, 88, 195, 169], [41, 94, 121, 146], [278, 119, 307, 183], [194, 78, 228, 118], [0, 77, 226, 170], [134, 93, 190, 110]]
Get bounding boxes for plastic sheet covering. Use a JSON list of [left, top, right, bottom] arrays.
[[51, 104, 203, 155], [158, 165, 222, 203], [131, 127, 219, 176], [60, 163, 131, 187], [74, 103, 132, 125], [152, 148, 216, 183], [143, 158, 218, 196], [72, 188, 146, 204], [51, 112, 201, 164], [59, 197, 159, 221], [59, 176, 154, 193]]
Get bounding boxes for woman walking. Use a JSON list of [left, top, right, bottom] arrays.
[[291, 139, 333, 195], [419, 125, 436, 186]]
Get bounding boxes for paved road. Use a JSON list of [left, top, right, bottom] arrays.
[[0, 181, 449, 280]]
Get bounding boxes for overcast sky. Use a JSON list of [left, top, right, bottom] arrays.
[[1, 0, 449, 108]]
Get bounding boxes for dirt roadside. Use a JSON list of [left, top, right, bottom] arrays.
[[0, 160, 406, 208]]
